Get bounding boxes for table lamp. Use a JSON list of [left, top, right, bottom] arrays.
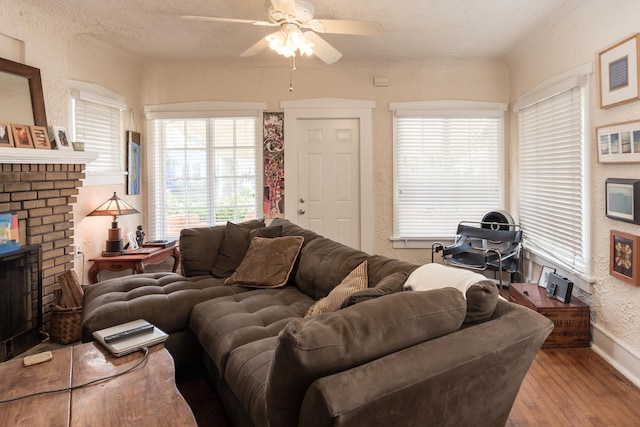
[[88, 192, 140, 256]]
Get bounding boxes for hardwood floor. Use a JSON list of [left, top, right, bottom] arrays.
[[507, 347, 640, 426]]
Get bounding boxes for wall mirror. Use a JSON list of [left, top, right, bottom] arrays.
[[0, 57, 47, 127]]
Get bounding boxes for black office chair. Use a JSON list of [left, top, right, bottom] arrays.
[[432, 218, 522, 288]]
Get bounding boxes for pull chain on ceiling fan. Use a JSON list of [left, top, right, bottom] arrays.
[[182, 0, 384, 64]]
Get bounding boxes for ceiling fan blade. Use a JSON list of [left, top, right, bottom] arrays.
[[239, 37, 271, 57], [303, 32, 342, 64], [181, 15, 276, 27], [270, 0, 298, 17], [304, 19, 384, 36]]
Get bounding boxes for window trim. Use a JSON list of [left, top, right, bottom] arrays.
[[390, 100, 508, 247], [514, 63, 593, 290]]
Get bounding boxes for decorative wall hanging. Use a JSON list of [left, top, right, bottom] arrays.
[[597, 120, 640, 163], [610, 230, 640, 285], [263, 112, 285, 218], [605, 178, 640, 223], [599, 33, 640, 108], [127, 131, 141, 195]]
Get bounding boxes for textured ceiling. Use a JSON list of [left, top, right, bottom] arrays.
[[24, 0, 586, 65]]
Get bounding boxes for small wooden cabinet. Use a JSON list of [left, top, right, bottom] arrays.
[[509, 283, 590, 348]]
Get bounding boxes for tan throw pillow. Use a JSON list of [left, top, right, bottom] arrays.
[[224, 236, 304, 288], [211, 220, 280, 278], [305, 261, 368, 317]]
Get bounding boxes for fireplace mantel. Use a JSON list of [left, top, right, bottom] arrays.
[[0, 147, 97, 164]]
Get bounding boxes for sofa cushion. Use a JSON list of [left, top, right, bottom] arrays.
[[189, 287, 314, 377], [341, 270, 409, 308], [179, 225, 225, 277], [211, 220, 280, 278], [81, 272, 250, 342], [224, 336, 278, 426], [224, 236, 303, 288], [403, 263, 499, 324], [305, 260, 368, 317], [293, 236, 369, 300], [265, 287, 467, 427]]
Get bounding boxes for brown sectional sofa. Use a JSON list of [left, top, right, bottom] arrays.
[[82, 218, 553, 427]]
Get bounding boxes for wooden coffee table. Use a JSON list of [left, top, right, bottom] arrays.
[[0, 342, 196, 426]]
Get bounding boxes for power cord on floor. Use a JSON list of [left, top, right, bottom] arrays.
[[0, 347, 149, 405]]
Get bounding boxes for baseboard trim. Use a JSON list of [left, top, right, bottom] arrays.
[[590, 323, 640, 388]]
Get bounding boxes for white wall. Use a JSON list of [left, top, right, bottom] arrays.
[[142, 59, 510, 265], [506, 0, 640, 380]]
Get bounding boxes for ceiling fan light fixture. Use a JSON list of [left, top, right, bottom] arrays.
[[265, 24, 314, 58]]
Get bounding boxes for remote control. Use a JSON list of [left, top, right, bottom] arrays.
[[103, 323, 154, 343]]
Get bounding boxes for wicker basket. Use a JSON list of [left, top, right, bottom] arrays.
[[50, 304, 83, 344]]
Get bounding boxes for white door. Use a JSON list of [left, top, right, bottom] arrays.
[[297, 118, 361, 248]]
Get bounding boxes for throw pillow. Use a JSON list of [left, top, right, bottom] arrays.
[[305, 260, 368, 317], [224, 235, 304, 288], [340, 270, 409, 308], [403, 263, 500, 324], [211, 220, 280, 278]]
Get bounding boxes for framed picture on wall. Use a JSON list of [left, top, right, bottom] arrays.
[[599, 33, 640, 109], [610, 230, 640, 286], [605, 178, 640, 224], [597, 120, 640, 163]]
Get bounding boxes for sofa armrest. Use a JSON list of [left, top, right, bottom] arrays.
[[297, 300, 553, 427]]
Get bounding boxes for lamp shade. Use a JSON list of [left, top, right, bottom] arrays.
[[88, 192, 139, 221]]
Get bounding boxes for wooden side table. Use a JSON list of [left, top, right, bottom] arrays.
[[88, 245, 180, 284], [508, 283, 590, 348]]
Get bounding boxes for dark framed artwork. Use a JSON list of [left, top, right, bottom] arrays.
[[599, 33, 640, 109], [610, 230, 640, 286], [605, 178, 640, 224], [127, 131, 141, 195]]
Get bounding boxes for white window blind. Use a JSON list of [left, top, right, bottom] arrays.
[[71, 88, 125, 173], [393, 108, 504, 239], [147, 116, 260, 240], [518, 86, 587, 275]]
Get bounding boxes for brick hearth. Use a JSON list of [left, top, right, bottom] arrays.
[[0, 163, 84, 330]]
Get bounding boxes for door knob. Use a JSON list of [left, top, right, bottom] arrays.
[[299, 198, 305, 203], [298, 209, 306, 215]]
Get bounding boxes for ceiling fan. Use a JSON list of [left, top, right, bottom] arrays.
[[182, 0, 384, 64]]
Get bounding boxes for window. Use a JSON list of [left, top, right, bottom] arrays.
[[517, 73, 589, 278], [70, 81, 126, 175], [391, 101, 506, 243], [146, 103, 264, 240]]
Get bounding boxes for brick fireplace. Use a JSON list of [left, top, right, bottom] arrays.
[[0, 161, 86, 332]]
